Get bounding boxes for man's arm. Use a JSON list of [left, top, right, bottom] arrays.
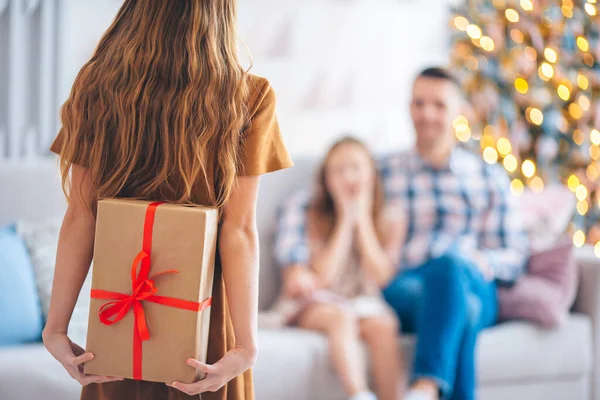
[[273, 189, 312, 268], [475, 164, 529, 283]]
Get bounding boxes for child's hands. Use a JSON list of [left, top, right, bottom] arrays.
[[334, 184, 361, 225], [333, 179, 374, 227], [168, 346, 256, 395], [43, 331, 124, 386], [283, 265, 318, 298], [357, 178, 375, 223]]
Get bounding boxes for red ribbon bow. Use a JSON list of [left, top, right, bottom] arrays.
[[91, 201, 212, 380]]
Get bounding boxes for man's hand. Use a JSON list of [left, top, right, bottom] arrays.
[[471, 251, 494, 281]]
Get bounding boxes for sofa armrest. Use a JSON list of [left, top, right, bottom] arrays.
[[573, 246, 600, 400], [574, 246, 600, 319], [574, 246, 600, 318]]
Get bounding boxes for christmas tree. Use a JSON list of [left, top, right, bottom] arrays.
[[450, 0, 600, 250]]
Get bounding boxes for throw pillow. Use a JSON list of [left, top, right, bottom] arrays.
[[17, 219, 91, 346], [498, 236, 578, 328], [519, 185, 575, 251], [0, 224, 44, 346]]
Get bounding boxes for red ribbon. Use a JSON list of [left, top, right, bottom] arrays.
[[91, 201, 212, 380]]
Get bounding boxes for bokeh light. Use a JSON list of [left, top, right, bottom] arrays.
[[510, 29, 524, 43], [576, 184, 588, 200], [568, 175, 580, 191], [503, 154, 518, 172], [454, 16, 470, 31], [505, 8, 520, 22], [480, 133, 496, 149], [577, 200, 589, 215], [539, 62, 554, 79], [579, 95, 590, 111], [562, 5, 574, 17], [522, 159, 536, 178], [520, 0, 533, 10], [594, 242, 600, 257], [574, 129, 585, 145], [527, 108, 544, 125], [569, 103, 583, 119], [557, 84, 571, 100], [577, 36, 590, 51], [524, 46, 537, 60], [465, 56, 479, 70], [544, 48, 557, 63], [515, 77, 529, 93], [467, 24, 482, 39], [510, 179, 524, 196], [483, 147, 499, 164], [587, 164, 599, 181], [497, 138, 512, 156], [480, 36, 495, 52], [574, 230, 586, 248], [592, 130, 600, 146], [531, 176, 544, 193], [578, 74, 590, 89]]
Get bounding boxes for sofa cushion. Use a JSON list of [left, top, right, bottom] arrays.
[[477, 314, 592, 383], [478, 377, 590, 400], [256, 314, 591, 399], [17, 219, 91, 346], [256, 329, 327, 400], [0, 224, 43, 346], [0, 343, 80, 400]]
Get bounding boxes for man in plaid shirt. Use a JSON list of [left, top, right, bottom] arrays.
[[274, 68, 529, 400]]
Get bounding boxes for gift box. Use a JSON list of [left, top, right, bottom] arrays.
[[83, 199, 217, 384]]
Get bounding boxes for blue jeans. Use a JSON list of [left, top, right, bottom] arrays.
[[382, 254, 498, 400]]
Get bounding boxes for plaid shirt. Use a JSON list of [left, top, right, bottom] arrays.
[[274, 146, 529, 283]]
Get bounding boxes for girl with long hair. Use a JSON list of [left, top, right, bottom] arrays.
[[269, 137, 406, 400], [42, 1, 293, 399]]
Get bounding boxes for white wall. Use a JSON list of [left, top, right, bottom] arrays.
[[56, 0, 453, 158]]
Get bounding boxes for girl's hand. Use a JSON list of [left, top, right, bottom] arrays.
[[284, 265, 318, 298], [335, 184, 361, 225], [169, 346, 256, 395], [43, 331, 124, 386], [357, 179, 375, 225]]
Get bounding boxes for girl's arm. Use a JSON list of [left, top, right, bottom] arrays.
[[356, 208, 405, 287], [43, 165, 121, 385], [218, 175, 261, 360], [310, 214, 355, 287], [172, 175, 260, 395]]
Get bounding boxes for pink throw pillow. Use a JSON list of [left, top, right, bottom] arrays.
[[498, 237, 578, 328], [519, 185, 576, 251]]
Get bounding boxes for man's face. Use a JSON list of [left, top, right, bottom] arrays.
[[410, 77, 462, 151]]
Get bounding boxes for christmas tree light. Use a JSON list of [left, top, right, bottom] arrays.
[[451, 0, 600, 248]]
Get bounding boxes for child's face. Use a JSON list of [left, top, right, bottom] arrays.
[[325, 144, 374, 199]]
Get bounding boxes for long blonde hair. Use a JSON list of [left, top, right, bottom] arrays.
[[58, 0, 249, 210]]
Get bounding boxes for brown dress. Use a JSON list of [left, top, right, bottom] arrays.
[[50, 75, 294, 400]]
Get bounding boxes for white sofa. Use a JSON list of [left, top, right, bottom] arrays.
[[0, 159, 598, 400]]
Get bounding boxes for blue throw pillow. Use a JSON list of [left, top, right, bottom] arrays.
[[0, 223, 43, 346]]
